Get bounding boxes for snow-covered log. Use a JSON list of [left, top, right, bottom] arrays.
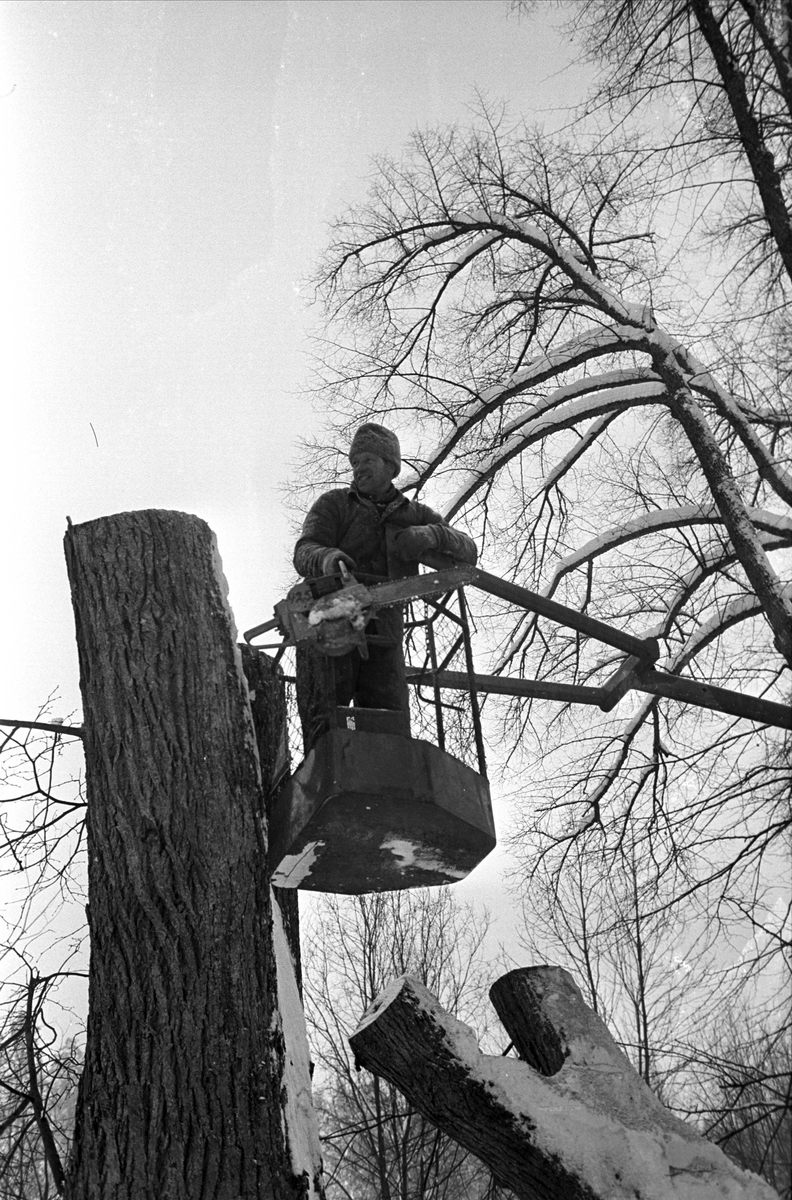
[[350, 968, 779, 1200]]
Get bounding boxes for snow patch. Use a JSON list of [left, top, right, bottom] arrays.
[[208, 530, 263, 781], [502, 379, 665, 440], [415, 224, 455, 252], [381, 977, 777, 1200], [381, 837, 467, 879], [453, 231, 500, 267], [272, 894, 323, 1195], [544, 504, 792, 600], [459, 208, 491, 224], [446, 389, 656, 515], [271, 841, 324, 888], [307, 590, 368, 629], [354, 974, 411, 1035]]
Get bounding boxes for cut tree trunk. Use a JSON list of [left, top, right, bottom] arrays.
[[64, 510, 322, 1200], [350, 968, 779, 1200]]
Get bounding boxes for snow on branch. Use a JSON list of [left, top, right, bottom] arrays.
[[673, 593, 772, 668], [652, 332, 792, 507], [451, 230, 502, 267], [492, 515, 789, 677], [542, 411, 621, 492], [350, 969, 779, 1200], [499, 369, 663, 440], [414, 224, 455, 251], [544, 506, 792, 599], [398, 326, 642, 493], [444, 383, 668, 517], [453, 209, 656, 329]]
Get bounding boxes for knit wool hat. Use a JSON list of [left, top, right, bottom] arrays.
[[349, 423, 401, 476]]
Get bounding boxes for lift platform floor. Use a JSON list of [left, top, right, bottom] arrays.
[[269, 729, 495, 894]]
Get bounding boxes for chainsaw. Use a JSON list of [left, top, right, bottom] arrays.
[[243, 558, 477, 658]]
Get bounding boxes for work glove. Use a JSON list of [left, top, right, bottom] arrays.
[[321, 548, 357, 576], [393, 525, 438, 559]]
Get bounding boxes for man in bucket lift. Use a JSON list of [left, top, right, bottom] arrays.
[[293, 423, 478, 748]]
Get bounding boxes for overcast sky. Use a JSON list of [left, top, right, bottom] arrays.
[[0, 0, 591, 976]]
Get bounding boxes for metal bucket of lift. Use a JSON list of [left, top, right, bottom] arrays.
[[269, 728, 495, 894]]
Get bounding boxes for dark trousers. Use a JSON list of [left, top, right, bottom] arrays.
[[295, 612, 410, 750]]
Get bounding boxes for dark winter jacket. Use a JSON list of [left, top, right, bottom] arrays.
[[293, 485, 477, 580]]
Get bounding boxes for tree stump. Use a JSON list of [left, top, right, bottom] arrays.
[[64, 510, 322, 1200]]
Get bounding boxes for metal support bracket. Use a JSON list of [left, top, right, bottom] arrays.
[[244, 552, 790, 730]]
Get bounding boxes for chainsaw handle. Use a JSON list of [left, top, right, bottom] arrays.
[[243, 617, 280, 644]]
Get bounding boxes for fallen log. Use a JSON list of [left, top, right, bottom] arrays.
[[349, 967, 778, 1200]]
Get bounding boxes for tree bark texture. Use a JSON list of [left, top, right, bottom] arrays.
[[64, 511, 322, 1200], [350, 970, 779, 1200]]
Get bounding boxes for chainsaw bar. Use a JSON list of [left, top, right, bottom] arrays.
[[243, 563, 476, 649]]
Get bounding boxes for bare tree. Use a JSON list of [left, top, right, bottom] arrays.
[[299, 5, 790, 1186], [681, 1014, 792, 1198], [0, 715, 87, 1196], [0, 712, 87, 926], [0, 988, 81, 1199], [569, 0, 792, 294], [513, 836, 718, 1098], [308, 107, 790, 937], [302, 890, 512, 1200]]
